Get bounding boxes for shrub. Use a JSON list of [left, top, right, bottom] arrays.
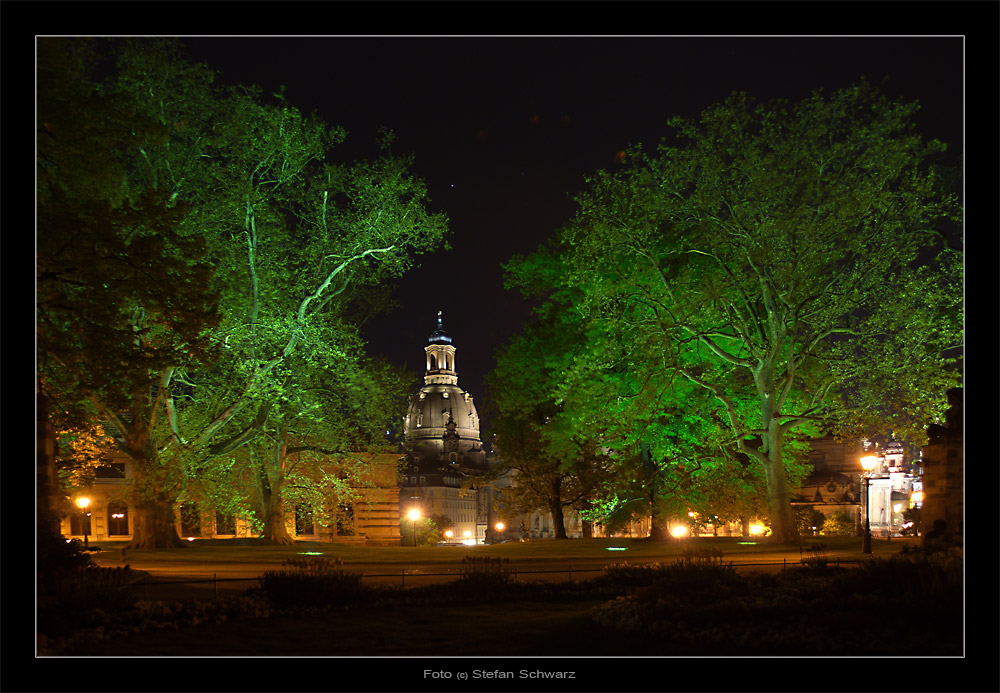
[[258, 556, 368, 609], [37, 565, 139, 638], [456, 555, 513, 586], [820, 511, 855, 536]]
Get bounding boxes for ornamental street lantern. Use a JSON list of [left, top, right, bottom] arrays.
[[76, 497, 91, 548], [408, 508, 421, 547], [860, 455, 880, 554]]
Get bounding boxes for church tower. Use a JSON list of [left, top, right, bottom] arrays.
[[401, 312, 488, 542]]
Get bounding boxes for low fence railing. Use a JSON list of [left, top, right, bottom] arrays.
[[128, 557, 863, 600]]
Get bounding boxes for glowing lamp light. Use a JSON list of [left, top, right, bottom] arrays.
[[670, 525, 688, 538], [444, 530, 453, 539], [76, 497, 91, 510], [408, 509, 421, 522], [187, 537, 195, 542], [463, 530, 472, 538], [749, 523, 766, 536], [893, 503, 902, 513], [860, 455, 880, 475], [495, 522, 504, 532]]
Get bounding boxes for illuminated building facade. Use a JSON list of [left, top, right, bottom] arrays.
[[400, 313, 494, 543], [791, 435, 923, 537]]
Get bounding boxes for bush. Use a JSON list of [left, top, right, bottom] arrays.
[[820, 511, 855, 536], [591, 554, 962, 655], [793, 506, 826, 536], [456, 555, 513, 587], [37, 565, 139, 639], [258, 556, 368, 609]]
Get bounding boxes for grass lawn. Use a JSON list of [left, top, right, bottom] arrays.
[[91, 534, 914, 567]]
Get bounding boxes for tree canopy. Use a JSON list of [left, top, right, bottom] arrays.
[[504, 81, 962, 543], [37, 38, 448, 547]]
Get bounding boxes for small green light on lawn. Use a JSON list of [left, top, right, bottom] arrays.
[[737, 542, 757, 545], [607, 547, 628, 551], [298, 551, 323, 555]]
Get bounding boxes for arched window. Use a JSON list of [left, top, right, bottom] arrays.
[[295, 504, 315, 535], [216, 511, 236, 535], [107, 501, 129, 536], [429, 354, 437, 370], [180, 502, 202, 537], [70, 512, 92, 536]]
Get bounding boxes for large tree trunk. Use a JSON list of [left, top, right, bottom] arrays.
[[127, 453, 186, 549], [763, 456, 799, 543], [128, 493, 185, 549], [259, 487, 295, 545], [761, 424, 800, 544], [37, 393, 63, 537], [581, 519, 593, 538], [648, 499, 670, 540], [549, 477, 568, 539], [756, 369, 801, 545], [255, 435, 295, 545]]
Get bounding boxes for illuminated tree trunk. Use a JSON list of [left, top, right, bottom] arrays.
[[648, 502, 670, 541], [260, 490, 294, 545], [37, 393, 63, 537], [127, 463, 185, 550], [254, 425, 295, 545], [759, 383, 800, 545], [548, 477, 569, 539]]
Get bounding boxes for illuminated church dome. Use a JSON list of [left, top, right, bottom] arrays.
[[403, 312, 486, 469]]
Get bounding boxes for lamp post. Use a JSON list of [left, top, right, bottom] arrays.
[[408, 508, 420, 547], [860, 455, 879, 555], [496, 522, 505, 543], [76, 497, 91, 549]]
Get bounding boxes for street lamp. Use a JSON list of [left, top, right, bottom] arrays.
[[408, 508, 420, 547], [496, 522, 505, 543], [860, 455, 879, 554], [76, 497, 91, 549]]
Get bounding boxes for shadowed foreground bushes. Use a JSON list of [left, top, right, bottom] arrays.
[[258, 556, 369, 609], [590, 553, 963, 655], [44, 551, 962, 656]]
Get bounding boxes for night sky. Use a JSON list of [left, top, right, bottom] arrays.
[[180, 37, 965, 423]]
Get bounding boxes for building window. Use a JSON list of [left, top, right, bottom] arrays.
[[295, 505, 314, 535], [337, 503, 354, 536], [216, 511, 236, 535], [95, 462, 126, 478], [107, 501, 129, 535], [70, 512, 92, 536], [180, 502, 202, 537]]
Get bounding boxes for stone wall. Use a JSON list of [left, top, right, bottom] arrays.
[[920, 388, 963, 539]]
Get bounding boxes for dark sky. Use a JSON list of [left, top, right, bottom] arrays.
[[181, 36, 964, 415]]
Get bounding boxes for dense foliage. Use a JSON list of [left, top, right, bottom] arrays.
[[37, 38, 448, 548], [502, 81, 962, 542]]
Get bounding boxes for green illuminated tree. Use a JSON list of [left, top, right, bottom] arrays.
[[485, 304, 612, 540], [37, 39, 221, 548], [38, 39, 448, 548], [111, 41, 447, 547], [511, 82, 961, 544]]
